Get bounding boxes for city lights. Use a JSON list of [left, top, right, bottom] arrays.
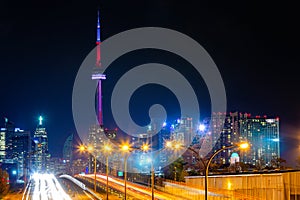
[[141, 143, 150, 151], [79, 145, 85, 152], [104, 144, 112, 152], [239, 142, 250, 149], [1, 3, 296, 200], [198, 124, 205, 131], [165, 141, 173, 148], [87, 146, 93, 152], [121, 144, 130, 152]]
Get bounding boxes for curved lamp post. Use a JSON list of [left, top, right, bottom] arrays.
[[121, 144, 130, 200], [79, 145, 97, 192], [103, 144, 112, 200], [204, 142, 249, 200], [121, 143, 149, 200], [146, 140, 181, 200]]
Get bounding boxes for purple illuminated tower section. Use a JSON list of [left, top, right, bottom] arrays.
[[92, 10, 106, 126]]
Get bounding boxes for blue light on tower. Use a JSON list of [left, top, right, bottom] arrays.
[[96, 10, 101, 43]]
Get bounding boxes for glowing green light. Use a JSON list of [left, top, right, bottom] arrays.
[[39, 116, 43, 125]]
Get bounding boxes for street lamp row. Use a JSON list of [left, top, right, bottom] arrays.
[[79, 142, 150, 200], [79, 140, 182, 200], [79, 140, 246, 200]]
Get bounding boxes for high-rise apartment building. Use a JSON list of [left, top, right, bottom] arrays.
[[240, 116, 280, 167], [197, 112, 280, 168], [210, 112, 243, 164]]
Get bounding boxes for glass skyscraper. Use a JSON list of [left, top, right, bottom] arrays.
[[0, 118, 30, 181], [240, 116, 280, 167], [32, 116, 50, 173], [197, 112, 280, 168]]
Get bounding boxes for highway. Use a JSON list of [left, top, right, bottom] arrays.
[[22, 173, 72, 200], [78, 174, 188, 200], [58, 177, 96, 200]]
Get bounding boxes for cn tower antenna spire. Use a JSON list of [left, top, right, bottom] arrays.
[[96, 9, 101, 45], [96, 9, 101, 68]]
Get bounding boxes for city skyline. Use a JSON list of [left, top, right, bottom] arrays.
[[0, 0, 299, 168]]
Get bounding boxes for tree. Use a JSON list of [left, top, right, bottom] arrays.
[[0, 169, 10, 198], [163, 157, 186, 182], [271, 156, 286, 169]]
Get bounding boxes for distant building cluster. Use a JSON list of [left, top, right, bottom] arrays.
[[0, 116, 86, 184], [133, 112, 279, 174], [0, 118, 31, 183], [185, 112, 280, 171], [83, 112, 280, 177], [0, 111, 281, 184]]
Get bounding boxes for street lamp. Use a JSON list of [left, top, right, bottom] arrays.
[[120, 144, 130, 200], [204, 142, 249, 200], [79, 145, 97, 193], [103, 144, 112, 200], [121, 143, 150, 200], [147, 140, 179, 200]]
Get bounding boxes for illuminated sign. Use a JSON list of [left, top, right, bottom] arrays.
[[118, 171, 123, 176]]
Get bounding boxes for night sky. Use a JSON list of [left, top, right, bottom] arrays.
[[1, 1, 299, 166]]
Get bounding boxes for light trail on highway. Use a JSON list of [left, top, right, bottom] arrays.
[[81, 174, 187, 200], [23, 173, 71, 200]]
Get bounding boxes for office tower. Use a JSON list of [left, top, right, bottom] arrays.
[[11, 128, 30, 179], [32, 116, 50, 173], [1, 118, 15, 161], [0, 128, 6, 162], [63, 133, 73, 162], [87, 124, 106, 173], [171, 117, 193, 147], [0, 118, 30, 181]]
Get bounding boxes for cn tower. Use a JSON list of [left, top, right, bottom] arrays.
[[92, 10, 106, 126]]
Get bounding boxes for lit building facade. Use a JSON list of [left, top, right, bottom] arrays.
[[0, 118, 30, 180], [11, 128, 30, 179], [87, 124, 106, 173], [157, 117, 193, 167], [196, 112, 280, 168], [63, 133, 73, 163], [32, 116, 50, 173], [240, 116, 280, 167], [0, 128, 6, 162], [0, 118, 15, 161], [210, 112, 243, 165]]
